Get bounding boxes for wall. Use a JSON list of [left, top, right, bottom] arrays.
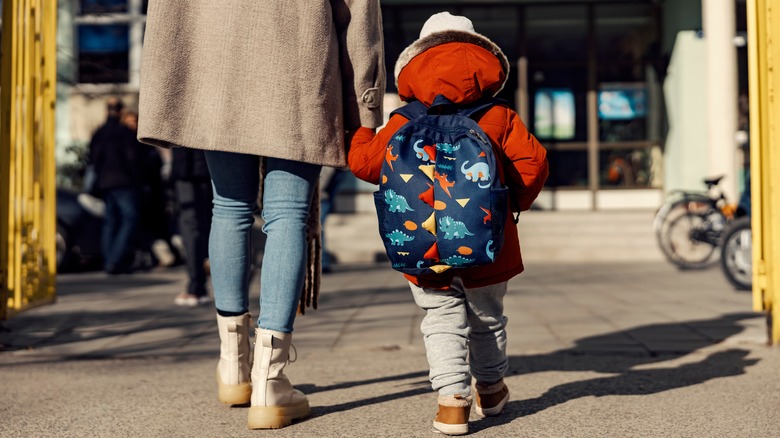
[[663, 31, 709, 193]]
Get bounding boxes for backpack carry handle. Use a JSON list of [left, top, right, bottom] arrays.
[[427, 94, 458, 114]]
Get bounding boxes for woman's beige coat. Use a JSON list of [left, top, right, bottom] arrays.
[[138, 0, 385, 167]]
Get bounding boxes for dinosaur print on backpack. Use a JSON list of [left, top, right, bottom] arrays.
[[373, 95, 509, 276]]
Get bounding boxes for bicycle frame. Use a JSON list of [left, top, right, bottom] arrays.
[[652, 190, 715, 233]]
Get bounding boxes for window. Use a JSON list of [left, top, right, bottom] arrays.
[[75, 0, 146, 86], [598, 82, 648, 141], [529, 66, 588, 142], [599, 147, 656, 188], [534, 88, 576, 140], [526, 5, 588, 63], [80, 0, 128, 14], [547, 150, 588, 188], [78, 24, 129, 84]]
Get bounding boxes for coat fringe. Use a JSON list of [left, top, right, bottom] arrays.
[[300, 187, 321, 315]]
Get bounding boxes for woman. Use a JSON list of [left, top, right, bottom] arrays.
[[137, 1, 385, 429]]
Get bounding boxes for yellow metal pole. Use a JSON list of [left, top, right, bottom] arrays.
[[0, 0, 58, 320], [747, 0, 780, 344]]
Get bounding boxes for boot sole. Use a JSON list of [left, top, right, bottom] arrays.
[[218, 381, 252, 405], [247, 399, 311, 429], [475, 390, 509, 417], [216, 370, 251, 405], [433, 420, 468, 436]]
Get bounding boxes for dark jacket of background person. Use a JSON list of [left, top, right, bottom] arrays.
[[171, 147, 213, 301], [171, 147, 211, 182], [89, 117, 144, 193]]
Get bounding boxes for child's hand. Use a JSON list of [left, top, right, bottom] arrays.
[[347, 127, 381, 184], [347, 114, 410, 185]]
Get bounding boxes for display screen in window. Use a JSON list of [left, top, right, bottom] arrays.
[[78, 24, 129, 84], [598, 83, 647, 120], [534, 88, 575, 140]]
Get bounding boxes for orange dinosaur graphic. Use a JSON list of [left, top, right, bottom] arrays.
[[480, 206, 492, 224], [385, 145, 398, 171], [434, 171, 455, 197]]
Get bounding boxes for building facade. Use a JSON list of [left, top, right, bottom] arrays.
[[55, 0, 749, 210]]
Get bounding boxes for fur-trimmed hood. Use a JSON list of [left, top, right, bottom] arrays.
[[395, 38, 508, 106], [394, 29, 509, 100]]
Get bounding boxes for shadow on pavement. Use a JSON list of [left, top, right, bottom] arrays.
[[472, 348, 757, 433], [0, 306, 214, 360], [301, 370, 431, 417], [509, 312, 759, 374], [476, 312, 762, 431], [299, 370, 429, 395], [55, 274, 179, 294], [306, 313, 761, 426]]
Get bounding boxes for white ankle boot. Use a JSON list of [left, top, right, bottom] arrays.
[[216, 313, 252, 405], [247, 328, 310, 429]]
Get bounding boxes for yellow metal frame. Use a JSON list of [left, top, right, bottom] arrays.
[[747, 0, 780, 343], [0, 0, 58, 319]]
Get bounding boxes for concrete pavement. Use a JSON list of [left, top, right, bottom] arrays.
[[1, 211, 779, 437]]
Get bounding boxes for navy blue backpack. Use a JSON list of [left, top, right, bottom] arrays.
[[374, 95, 509, 276]]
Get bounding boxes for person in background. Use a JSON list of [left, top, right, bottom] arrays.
[[122, 111, 178, 270], [138, 1, 385, 429], [319, 167, 350, 273], [348, 12, 548, 435], [88, 97, 143, 275], [171, 147, 213, 307]]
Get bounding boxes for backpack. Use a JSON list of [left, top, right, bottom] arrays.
[[373, 94, 509, 276]]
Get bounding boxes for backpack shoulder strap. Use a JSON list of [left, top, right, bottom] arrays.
[[458, 97, 508, 120], [390, 97, 509, 121], [390, 100, 428, 121]]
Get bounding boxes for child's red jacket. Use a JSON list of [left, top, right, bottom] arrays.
[[349, 42, 549, 289]]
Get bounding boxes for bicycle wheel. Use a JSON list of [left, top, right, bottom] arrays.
[[655, 201, 692, 265], [663, 212, 718, 269], [720, 217, 752, 291]]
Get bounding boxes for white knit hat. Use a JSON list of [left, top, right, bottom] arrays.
[[419, 12, 477, 39], [394, 12, 509, 94]]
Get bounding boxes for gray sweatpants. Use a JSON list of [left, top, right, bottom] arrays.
[[409, 277, 508, 397]]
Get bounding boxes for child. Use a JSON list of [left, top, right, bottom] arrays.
[[348, 12, 549, 436]]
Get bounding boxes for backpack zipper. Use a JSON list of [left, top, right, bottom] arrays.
[[469, 129, 489, 145]]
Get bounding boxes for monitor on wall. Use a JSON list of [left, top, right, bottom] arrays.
[[598, 83, 647, 121], [534, 88, 575, 140]]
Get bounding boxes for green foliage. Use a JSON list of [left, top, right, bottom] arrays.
[[56, 141, 89, 190]]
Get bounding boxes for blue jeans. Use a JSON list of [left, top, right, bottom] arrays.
[[205, 151, 320, 333], [101, 187, 140, 270]]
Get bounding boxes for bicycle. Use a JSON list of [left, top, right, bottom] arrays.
[[653, 176, 735, 269], [720, 173, 752, 291], [720, 216, 752, 290]]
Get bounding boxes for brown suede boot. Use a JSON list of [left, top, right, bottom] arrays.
[[474, 380, 509, 417], [433, 394, 471, 435]]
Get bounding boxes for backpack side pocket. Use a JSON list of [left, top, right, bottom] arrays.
[[488, 186, 509, 261]]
